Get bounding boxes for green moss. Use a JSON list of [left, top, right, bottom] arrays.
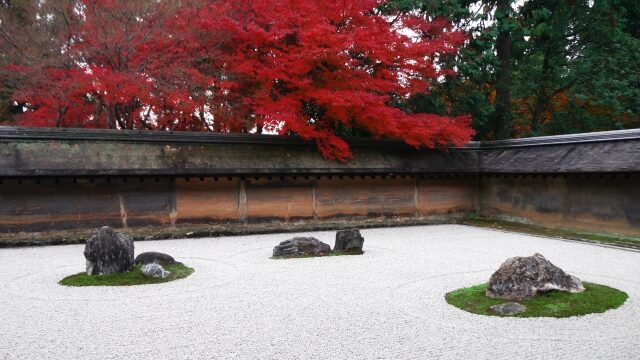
[[445, 282, 628, 318], [271, 249, 364, 259], [59, 263, 194, 287], [461, 217, 640, 250]]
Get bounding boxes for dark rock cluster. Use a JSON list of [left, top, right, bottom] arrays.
[[84, 227, 181, 278], [273, 229, 366, 257]]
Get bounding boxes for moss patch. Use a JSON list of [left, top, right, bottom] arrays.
[[272, 249, 364, 259], [445, 282, 628, 318], [461, 217, 640, 250], [59, 263, 194, 287]]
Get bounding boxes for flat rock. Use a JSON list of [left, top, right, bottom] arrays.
[[486, 253, 584, 300], [334, 229, 364, 252], [84, 226, 134, 275], [141, 263, 171, 278], [135, 252, 179, 266], [489, 302, 527, 315], [273, 237, 331, 257]]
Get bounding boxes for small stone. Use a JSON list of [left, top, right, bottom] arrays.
[[135, 252, 179, 266], [273, 237, 331, 257], [334, 229, 364, 252], [84, 226, 134, 275], [489, 302, 527, 316], [141, 263, 171, 278], [486, 253, 584, 301]]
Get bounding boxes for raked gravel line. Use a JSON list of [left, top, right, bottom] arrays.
[[1, 224, 639, 360]]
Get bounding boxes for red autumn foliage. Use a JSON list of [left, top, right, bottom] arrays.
[[1, 0, 473, 160]]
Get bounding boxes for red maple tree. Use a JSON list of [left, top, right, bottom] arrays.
[[2, 0, 473, 160]]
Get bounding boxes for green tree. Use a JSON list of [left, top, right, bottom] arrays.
[[566, 0, 640, 132], [493, 0, 514, 139], [513, 0, 640, 135], [513, 0, 588, 135], [391, 0, 640, 138], [384, 0, 522, 140]]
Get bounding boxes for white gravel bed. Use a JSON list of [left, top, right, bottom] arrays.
[[1, 224, 639, 360]]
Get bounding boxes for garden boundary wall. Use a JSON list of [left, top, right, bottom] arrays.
[[0, 126, 638, 240]]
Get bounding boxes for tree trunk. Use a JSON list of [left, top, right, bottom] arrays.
[[494, 0, 512, 140], [56, 106, 68, 127], [532, 49, 552, 135], [105, 104, 114, 129], [531, 92, 546, 134]]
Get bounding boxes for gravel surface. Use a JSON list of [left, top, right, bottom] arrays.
[[1, 224, 639, 360]]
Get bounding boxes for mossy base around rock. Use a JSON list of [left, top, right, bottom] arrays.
[[59, 263, 194, 286], [446, 282, 627, 318], [271, 249, 364, 259]]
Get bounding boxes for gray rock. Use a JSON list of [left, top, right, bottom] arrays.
[[141, 263, 171, 278], [486, 253, 584, 300], [273, 237, 331, 257], [84, 226, 134, 275], [489, 302, 527, 316], [134, 252, 179, 266], [334, 229, 364, 252]]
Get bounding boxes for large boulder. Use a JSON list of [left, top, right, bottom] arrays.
[[141, 263, 171, 278], [334, 229, 364, 252], [273, 237, 331, 257], [135, 252, 179, 266], [486, 253, 584, 300], [84, 226, 134, 275]]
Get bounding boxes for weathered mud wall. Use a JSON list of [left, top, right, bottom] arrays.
[[474, 129, 640, 236], [0, 126, 639, 239], [478, 174, 640, 236], [0, 175, 477, 233]]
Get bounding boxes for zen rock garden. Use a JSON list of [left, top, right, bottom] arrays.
[[2, 224, 637, 359], [267, 230, 627, 317], [272, 229, 365, 258], [60, 226, 194, 286], [446, 252, 627, 317], [65, 226, 628, 319]]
